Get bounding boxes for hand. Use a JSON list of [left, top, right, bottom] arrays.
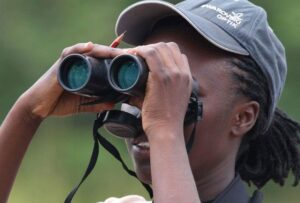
[[130, 42, 193, 138], [0, 42, 126, 203], [20, 42, 126, 119]]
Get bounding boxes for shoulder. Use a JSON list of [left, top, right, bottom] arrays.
[[97, 195, 151, 203]]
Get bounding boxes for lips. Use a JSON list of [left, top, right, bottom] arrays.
[[132, 132, 148, 146], [130, 133, 150, 159], [135, 141, 150, 149]]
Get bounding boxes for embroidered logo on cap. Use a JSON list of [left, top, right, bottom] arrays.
[[201, 4, 244, 29]]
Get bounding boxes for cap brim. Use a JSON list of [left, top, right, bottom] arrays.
[[115, 0, 249, 55]]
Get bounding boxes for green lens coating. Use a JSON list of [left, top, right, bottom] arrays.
[[67, 60, 89, 89], [117, 61, 139, 89]]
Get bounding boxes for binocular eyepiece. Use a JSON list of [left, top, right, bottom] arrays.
[[58, 54, 148, 102]]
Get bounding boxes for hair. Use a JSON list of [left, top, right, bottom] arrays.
[[231, 56, 300, 188], [151, 15, 300, 189]]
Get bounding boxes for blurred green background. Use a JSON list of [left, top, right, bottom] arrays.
[[0, 0, 299, 202]]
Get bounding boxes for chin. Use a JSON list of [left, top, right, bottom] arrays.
[[126, 137, 152, 184], [134, 161, 152, 184]]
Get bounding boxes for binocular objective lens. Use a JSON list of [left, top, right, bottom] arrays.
[[67, 60, 89, 89], [117, 61, 139, 89]]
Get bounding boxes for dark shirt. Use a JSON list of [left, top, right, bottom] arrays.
[[205, 175, 263, 203]]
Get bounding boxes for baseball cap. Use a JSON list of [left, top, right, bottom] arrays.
[[115, 0, 287, 131]]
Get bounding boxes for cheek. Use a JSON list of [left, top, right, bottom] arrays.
[[187, 95, 234, 171], [197, 100, 232, 154], [201, 96, 233, 135]]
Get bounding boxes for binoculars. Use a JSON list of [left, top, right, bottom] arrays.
[[57, 53, 202, 138], [58, 53, 148, 102]]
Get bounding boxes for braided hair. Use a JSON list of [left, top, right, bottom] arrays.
[[231, 56, 300, 188], [150, 15, 300, 189]]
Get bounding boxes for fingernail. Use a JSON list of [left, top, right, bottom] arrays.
[[85, 41, 94, 49]]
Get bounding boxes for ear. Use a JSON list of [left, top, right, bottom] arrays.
[[231, 101, 260, 137]]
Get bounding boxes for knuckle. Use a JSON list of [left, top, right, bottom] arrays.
[[159, 72, 172, 84], [183, 72, 192, 82], [168, 42, 180, 50], [171, 70, 181, 79], [145, 47, 158, 58], [155, 42, 167, 49], [158, 69, 180, 84], [174, 70, 191, 85]]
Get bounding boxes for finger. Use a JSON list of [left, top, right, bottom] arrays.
[[131, 45, 166, 77], [78, 102, 115, 113], [86, 44, 127, 59], [148, 42, 177, 72], [77, 96, 115, 112], [181, 53, 193, 91], [61, 42, 94, 58], [166, 42, 185, 69], [166, 42, 192, 80], [181, 53, 192, 76]]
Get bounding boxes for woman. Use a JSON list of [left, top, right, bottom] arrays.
[[1, 0, 299, 202]]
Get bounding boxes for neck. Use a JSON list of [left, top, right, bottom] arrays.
[[195, 156, 236, 202]]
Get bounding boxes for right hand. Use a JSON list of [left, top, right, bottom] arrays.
[[20, 42, 126, 120]]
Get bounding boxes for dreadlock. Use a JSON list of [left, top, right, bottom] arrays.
[[231, 56, 300, 188], [151, 14, 300, 189]]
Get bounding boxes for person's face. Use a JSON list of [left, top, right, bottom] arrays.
[[125, 21, 244, 184]]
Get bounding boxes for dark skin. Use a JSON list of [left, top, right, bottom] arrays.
[[0, 22, 259, 203], [126, 22, 260, 201]]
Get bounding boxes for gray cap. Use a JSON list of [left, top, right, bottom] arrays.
[[115, 0, 287, 131]]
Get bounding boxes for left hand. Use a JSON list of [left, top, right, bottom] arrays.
[[129, 42, 193, 139]]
